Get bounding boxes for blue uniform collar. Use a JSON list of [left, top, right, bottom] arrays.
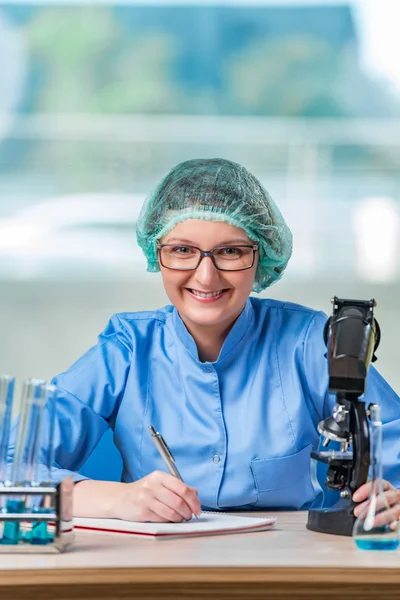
[[172, 298, 254, 363]]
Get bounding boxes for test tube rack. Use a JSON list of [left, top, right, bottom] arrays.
[[0, 476, 74, 553]]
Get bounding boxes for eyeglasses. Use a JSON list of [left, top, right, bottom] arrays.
[[157, 243, 258, 271]]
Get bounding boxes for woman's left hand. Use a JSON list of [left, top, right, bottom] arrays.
[[353, 480, 400, 528]]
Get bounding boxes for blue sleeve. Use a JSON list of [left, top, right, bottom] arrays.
[[303, 310, 400, 487], [302, 311, 333, 423], [7, 315, 132, 484]]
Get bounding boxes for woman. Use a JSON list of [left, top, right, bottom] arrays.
[[8, 158, 400, 523]]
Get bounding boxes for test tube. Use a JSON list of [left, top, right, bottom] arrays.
[[0, 375, 15, 486], [30, 384, 57, 545], [2, 379, 46, 545], [43, 384, 57, 484], [0, 375, 15, 535], [10, 378, 47, 485]]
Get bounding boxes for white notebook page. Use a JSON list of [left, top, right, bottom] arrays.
[[74, 512, 276, 539]]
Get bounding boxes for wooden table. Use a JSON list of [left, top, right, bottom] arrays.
[[0, 512, 399, 599]]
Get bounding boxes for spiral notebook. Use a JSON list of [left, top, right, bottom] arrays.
[[74, 512, 276, 540]]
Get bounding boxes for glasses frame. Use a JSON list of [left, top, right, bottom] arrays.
[[157, 243, 259, 272]]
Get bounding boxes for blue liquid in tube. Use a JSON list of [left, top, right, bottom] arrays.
[[355, 538, 399, 551], [1, 499, 25, 545]]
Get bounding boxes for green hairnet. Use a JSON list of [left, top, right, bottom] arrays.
[[136, 158, 292, 293]]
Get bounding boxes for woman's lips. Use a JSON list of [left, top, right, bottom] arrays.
[[185, 289, 229, 303]]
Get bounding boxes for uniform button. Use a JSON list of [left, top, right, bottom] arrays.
[[212, 455, 220, 464], [203, 366, 213, 373]]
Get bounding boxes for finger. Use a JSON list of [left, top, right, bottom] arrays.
[[353, 480, 394, 503], [352, 482, 373, 503], [146, 471, 201, 517], [370, 505, 400, 528], [382, 479, 394, 492], [355, 495, 400, 528], [139, 506, 179, 523], [148, 497, 186, 523], [154, 486, 195, 521], [184, 485, 202, 514], [365, 491, 399, 514], [383, 490, 400, 506], [157, 474, 201, 516], [353, 500, 368, 518], [354, 490, 399, 518]]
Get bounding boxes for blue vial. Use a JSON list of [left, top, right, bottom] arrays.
[[1, 499, 25, 545]]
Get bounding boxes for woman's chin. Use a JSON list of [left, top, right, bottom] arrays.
[[181, 306, 235, 329]]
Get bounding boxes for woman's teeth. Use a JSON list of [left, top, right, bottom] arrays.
[[189, 289, 224, 298]]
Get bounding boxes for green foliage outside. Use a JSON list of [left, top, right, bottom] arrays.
[[1, 5, 399, 192], [22, 6, 398, 118]]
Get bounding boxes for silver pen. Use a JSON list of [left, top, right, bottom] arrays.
[[148, 425, 200, 519]]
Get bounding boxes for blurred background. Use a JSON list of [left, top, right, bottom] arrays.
[[0, 0, 399, 398]]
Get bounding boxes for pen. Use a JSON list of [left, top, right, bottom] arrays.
[[148, 425, 199, 520]]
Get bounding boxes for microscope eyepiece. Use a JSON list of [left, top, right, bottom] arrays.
[[325, 297, 379, 395]]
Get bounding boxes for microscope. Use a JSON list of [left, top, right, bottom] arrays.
[[307, 296, 381, 536]]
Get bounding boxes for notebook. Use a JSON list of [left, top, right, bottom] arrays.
[[74, 512, 276, 540]]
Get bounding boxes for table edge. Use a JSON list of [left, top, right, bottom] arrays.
[[1, 566, 400, 587]]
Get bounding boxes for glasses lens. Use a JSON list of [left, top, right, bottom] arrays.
[[160, 245, 201, 269], [159, 245, 255, 271], [213, 246, 254, 270]]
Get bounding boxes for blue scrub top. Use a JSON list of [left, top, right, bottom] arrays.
[[7, 297, 400, 511]]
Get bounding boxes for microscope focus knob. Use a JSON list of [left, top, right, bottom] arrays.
[[333, 403, 347, 423]]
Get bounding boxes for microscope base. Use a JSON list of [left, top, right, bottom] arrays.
[[307, 501, 356, 536]]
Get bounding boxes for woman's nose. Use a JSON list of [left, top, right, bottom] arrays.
[[193, 256, 221, 285]]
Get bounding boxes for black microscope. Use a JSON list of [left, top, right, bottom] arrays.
[[307, 296, 381, 536]]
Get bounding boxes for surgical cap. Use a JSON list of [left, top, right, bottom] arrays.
[[136, 158, 293, 292]]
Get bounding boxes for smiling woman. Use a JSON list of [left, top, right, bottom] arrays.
[[132, 157, 292, 360], [7, 157, 400, 525], [158, 220, 258, 361]]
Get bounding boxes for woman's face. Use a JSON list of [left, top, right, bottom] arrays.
[[159, 219, 258, 332]]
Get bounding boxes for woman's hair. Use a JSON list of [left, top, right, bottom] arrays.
[[136, 158, 292, 292]]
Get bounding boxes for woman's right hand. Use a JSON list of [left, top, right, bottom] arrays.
[[114, 470, 201, 522]]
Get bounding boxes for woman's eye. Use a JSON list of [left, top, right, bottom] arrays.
[[218, 247, 242, 257], [172, 246, 193, 255]]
